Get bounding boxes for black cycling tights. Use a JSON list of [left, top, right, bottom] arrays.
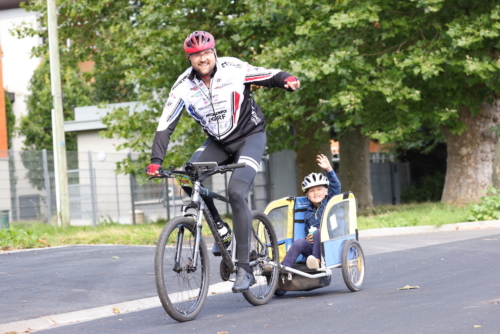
[[182, 131, 266, 272]]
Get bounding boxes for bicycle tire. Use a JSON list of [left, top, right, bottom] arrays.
[[242, 211, 280, 305], [154, 217, 209, 322], [341, 239, 365, 292]]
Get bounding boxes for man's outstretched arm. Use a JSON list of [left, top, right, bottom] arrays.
[[244, 64, 300, 91]]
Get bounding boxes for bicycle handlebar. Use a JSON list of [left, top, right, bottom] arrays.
[[147, 162, 247, 180], [225, 163, 247, 169]]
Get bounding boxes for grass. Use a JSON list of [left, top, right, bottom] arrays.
[[0, 218, 228, 251], [0, 203, 474, 251], [358, 202, 471, 230]]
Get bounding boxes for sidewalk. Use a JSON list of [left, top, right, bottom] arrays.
[[359, 219, 500, 237], [1, 220, 499, 334]]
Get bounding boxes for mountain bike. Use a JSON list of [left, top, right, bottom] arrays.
[[151, 162, 280, 322]]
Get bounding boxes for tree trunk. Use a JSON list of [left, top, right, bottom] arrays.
[[338, 125, 373, 210], [296, 141, 332, 193], [493, 138, 500, 189], [441, 102, 500, 205]]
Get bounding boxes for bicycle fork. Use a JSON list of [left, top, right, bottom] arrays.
[[171, 211, 203, 274], [174, 181, 236, 274]]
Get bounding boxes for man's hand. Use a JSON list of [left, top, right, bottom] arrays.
[[146, 164, 162, 176], [284, 76, 301, 90], [317, 154, 332, 172]]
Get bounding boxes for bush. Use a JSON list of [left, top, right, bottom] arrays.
[[468, 187, 500, 221], [0, 228, 47, 250], [401, 172, 445, 203]]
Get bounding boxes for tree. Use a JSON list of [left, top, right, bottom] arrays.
[[18, 55, 92, 190], [5, 92, 14, 148], [20, 55, 92, 152], [15, 0, 252, 176], [17, 0, 500, 206], [229, 0, 500, 206]]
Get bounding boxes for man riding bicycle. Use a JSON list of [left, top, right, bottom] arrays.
[[146, 31, 300, 292]]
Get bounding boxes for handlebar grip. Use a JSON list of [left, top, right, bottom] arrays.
[[160, 170, 172, 176], [226, 162, 247, 169]]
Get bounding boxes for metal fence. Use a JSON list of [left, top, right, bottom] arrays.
[[0, 150, 269, 226]]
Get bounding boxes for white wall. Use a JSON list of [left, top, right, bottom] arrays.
[[0, 8, 41, 152], [76, 131, 129, 158]]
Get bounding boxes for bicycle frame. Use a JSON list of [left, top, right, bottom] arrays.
[[157, 161, 278, 279], [179, 177, 237, 274]]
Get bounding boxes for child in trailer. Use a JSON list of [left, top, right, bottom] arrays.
[[281, 154, 341, 269]]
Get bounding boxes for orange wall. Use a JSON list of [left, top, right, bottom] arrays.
[[331, 139, 386, 154], [78, 60, 94, 73], [0, 46, 8, 158]]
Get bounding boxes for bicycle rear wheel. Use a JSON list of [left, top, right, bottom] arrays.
[[154, 217, 209, 322], [242, 211, 280, 306]]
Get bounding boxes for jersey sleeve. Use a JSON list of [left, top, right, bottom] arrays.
[[244, 63, 296, 91], [150, 91, 185, 164]]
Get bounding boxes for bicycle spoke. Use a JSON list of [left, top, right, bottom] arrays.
[[242, 211, 279, 306], [341, 240, 365, 292]]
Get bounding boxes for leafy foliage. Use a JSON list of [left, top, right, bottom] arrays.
[[0, 228, 46, 250], [13, 0, 500, 207], [468, 187, 500, 221], [19, 55, 92, 152], [17, 55, 92, 189], [5, 93, 14, 148], [232, 0, 500, 142]]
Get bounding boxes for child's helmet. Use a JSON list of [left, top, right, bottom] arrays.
[[183, 31, 216, 54], [302, 173, 329, 192]]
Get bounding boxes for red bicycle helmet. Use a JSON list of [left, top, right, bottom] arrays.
[[184, 31, 216, 54]]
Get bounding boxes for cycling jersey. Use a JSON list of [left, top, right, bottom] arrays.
[[151, 57, 294, 164]]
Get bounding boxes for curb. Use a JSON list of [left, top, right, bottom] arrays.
[[359, 220, 500, 238], [0, 297, 160, 334], [0, 281, 234, 334], [0, 244, 155, 255]]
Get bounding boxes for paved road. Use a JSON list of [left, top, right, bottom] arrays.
[[1, 228, 499, 333]]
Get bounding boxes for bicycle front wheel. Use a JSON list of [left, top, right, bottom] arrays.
[[154, 217, 209, 322], [242, 211, 280, 306]]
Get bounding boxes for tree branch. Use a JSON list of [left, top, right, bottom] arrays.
[[359, 40, 409, 57]]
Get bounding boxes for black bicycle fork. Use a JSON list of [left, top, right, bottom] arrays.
[[172, 180, 237, 275]]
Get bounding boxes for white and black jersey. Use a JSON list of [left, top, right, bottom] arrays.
[[151, 57, 294, 164]]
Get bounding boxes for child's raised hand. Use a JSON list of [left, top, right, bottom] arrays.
[[317, 154, 332, 172]]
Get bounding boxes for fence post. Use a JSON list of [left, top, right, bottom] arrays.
[[8, 149, 19, 221], [115, 173, 120, 223], [42, 149, 52, 223], [129, 153, 137, 225], [171, 178, 176, 216], [88, 151, 97, 227]]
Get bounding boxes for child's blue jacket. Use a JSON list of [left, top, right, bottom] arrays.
[[303, 170, 341, 233]]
